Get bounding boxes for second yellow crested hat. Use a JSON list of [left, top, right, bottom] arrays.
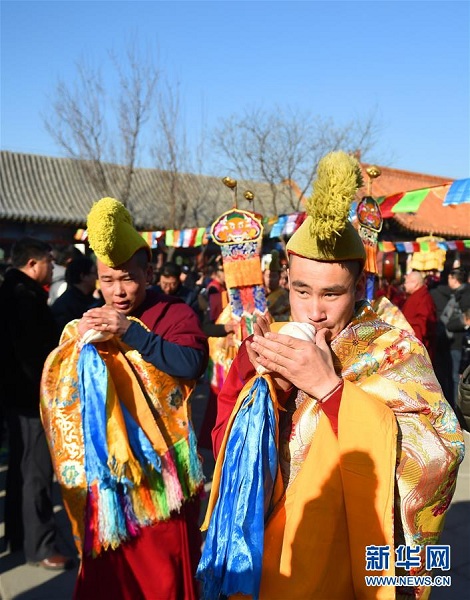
[[87, 197, 150, 267]]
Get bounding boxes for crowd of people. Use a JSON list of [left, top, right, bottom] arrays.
[[0, 152, 466, 599]]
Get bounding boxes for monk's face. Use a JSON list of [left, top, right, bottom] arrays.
[[288, 255, 364, 340], [97, 253, 152, 315]]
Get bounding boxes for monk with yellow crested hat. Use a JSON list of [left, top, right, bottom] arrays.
[[40, 197, 208, 599], [198, 151, 464, 600]]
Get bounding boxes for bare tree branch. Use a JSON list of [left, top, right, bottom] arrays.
[[43, 60, 110, 195], [43, 42, 160, 207], [152, 79, 194, 229], [109, 41, 160, 203], [212, 106, 382, 214]]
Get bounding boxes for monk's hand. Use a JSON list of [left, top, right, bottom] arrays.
[[80, 306, 131, 338], [250, 327, 340, 399], [246, 313, 271, 369], [247, 313, 291, 392], [254, 313, 272, 336]]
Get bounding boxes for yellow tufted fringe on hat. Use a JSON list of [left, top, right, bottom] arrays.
[[87, 197, 151, 267], [286, 151, 366, 262]]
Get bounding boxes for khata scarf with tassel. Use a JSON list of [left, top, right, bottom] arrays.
[[40, 321, 204, 557], [197, 375, 280, 600]]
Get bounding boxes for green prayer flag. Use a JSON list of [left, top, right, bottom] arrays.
[[391, 188, 430, 213], [195, 228, 205, 246], [165, 230, 174, 246]]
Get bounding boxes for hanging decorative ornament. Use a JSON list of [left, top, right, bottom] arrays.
[[211, 206, 267, 339], [409, 235, 447, 272], [357, 166, 383, 299], [205, 184, 267, 412]]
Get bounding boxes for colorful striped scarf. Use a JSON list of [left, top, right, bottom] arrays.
[[40, 322, 204, 556]]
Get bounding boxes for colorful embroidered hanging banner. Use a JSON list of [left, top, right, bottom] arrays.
[[211, 208, 267, 339], [409, 236, 447, 271]]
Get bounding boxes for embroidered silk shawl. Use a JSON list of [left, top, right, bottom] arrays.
[[372, 295, 414, 334], [40, 319, 204, 557]]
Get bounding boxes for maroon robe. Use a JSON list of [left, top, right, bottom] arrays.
[[402, 284, 437, 362], [74, 288, 208, 600]]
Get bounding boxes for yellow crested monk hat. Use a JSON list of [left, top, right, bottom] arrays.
[[87, 197, 151, 267], [286, 151, 366, 262]]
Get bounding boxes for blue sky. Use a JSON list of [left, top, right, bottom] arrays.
[[1, 0, 469, 180]]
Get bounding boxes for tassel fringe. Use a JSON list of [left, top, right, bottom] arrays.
[[84, 436, 203, 555]]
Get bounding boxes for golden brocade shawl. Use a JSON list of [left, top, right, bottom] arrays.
[[40, 319, 204, 557], [205, 301, 465, 600], [372, 295, 414, 334]]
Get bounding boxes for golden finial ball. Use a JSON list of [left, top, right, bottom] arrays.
[[366, 166, 381, 179], [222, 177, 237, 189]]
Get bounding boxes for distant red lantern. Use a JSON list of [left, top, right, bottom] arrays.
[[382, 252, 396, 282]]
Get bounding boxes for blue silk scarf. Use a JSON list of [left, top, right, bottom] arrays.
[[197, 376, 278, 600], [77, 342, 167, 551], [78, 343, 111, 487]]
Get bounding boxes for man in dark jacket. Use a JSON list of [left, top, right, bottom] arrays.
[[443, 267, 470, 405], [430, 280, 454, 403], [156, 261, 202, 321], [51, 256, 102, 333], [0, 238, 73, 568]]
